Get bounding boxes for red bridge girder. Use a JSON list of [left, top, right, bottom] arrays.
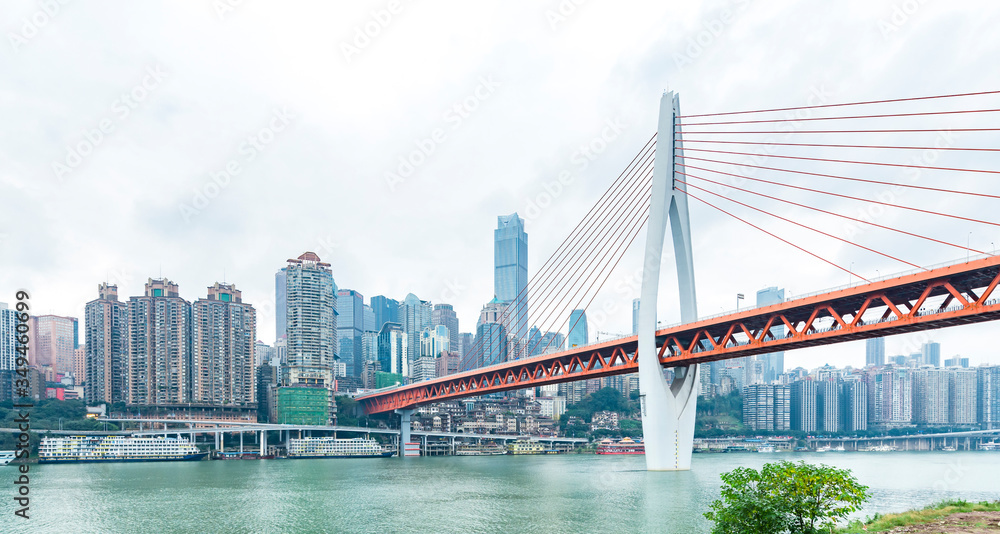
[[359, 255, 1000, 414]]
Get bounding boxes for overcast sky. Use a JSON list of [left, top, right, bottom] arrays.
[[3, 0, 999, 370]]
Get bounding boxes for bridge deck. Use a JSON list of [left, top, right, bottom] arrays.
[[359, 255, 1000, 414]]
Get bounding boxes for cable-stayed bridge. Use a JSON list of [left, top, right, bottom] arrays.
[[358, 90, 1000, 470]]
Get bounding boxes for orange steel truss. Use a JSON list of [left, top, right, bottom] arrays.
[[359, 255, 1000, 414]]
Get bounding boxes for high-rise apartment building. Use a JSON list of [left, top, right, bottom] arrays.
[[816, 380, 840, 432], [949, 369, 977, 426], [84, 284, 128, 404], [913, 368, 950, 425], [921, 342, 941, 367], [866, 337, 885, 367], [495, 213, 528, 344], [285, 252, 337, 388], [255, 341, 276, 367], [743, 384, 790, 431], [979, 366, 1000, 429], [191, 283, 256, 407], [336, 289, 365, 378], [840, 378, 868, 432], [29, 314, 79, 381], [756, 287, 784, 382], [127, 278, 192, 405], [0, 303, 18, 371], [432, 304, 460, 354], [944, 356, 970, 368], [73, 346, 86, 385], [790, 380, 817, 432], [867, 367, 913, 428]]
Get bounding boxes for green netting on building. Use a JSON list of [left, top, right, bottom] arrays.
[[375, 372, 404, 389], [275, 386, 329, 425]]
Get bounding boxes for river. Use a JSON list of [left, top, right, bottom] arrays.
[[3, 451, 999, 533]]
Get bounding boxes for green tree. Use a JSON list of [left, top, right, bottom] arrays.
[[705, 465, 793, 534], [705, 461, 869, 534]]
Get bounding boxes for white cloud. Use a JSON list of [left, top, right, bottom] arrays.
[[2, 0, 999, 369]]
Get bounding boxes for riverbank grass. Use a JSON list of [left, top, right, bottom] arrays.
[[839, 499, 1000, 533]]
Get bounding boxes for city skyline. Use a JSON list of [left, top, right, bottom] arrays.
[[4, 1, 1000, 374]]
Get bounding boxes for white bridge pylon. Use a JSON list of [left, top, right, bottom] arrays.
[[637, 91, 700, 471]]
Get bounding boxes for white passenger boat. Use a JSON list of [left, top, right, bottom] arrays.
[[287, 437, 392, 459], [39, 436, 207, 464]]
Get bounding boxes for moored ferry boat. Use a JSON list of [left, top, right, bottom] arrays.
[[287, 437, 392, 459], [39, 436, 207, 464], [596, 437, 645, 455], [456, 443, 506, 456], [507, 439, 557, 455], [0, 451, 15, 466]]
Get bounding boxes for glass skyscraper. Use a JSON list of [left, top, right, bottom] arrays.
[[371, 295, 399, 333], [756, 287, 785, 382], [567, 309, 588, 348], [398, 293, 432, 368], [337, 289, 365, 378], [495, 213, 528, 344]]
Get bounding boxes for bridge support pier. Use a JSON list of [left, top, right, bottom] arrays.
[[260, 430, 266, 456], [637, 90, 699, 471], [395, 409, 414, 458]]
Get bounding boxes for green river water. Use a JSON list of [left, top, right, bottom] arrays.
[[2, 451, 998, 533]]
